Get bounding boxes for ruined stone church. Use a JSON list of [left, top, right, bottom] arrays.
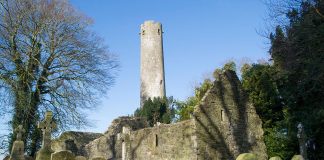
[[51, 21, 267, 160], [7, 21, 267, 160]]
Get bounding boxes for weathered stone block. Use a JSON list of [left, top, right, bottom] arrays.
[[51, 150, 75, 160], [24, 155, 34, 160], [91, 157, 106, 160], [36, 148, 53, 160], [291, 155, 304, 160], [52, 131, 102, 156], [236, 153, 257, 160], [9, 141, 24, 160], [269, 156, 283, 160], [75, 156, 87, 160]]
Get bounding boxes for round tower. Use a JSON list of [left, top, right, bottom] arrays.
[[140, 20, 166, 106]]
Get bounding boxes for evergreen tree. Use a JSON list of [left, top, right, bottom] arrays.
[[241, 63, 297, 159], [268, 0, 324, 158], [134, 97, 175, 126]]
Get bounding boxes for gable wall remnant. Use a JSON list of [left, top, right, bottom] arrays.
[[193, 70, 267, 160]]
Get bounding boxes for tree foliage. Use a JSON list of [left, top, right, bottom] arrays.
[[241, 63, 297, 159], [176, 62, 236, 122], [0, 0, 118, 156], [134, 97, 175, 126], [268, 0, 324, 159], [176, 79, 213, 121], [242, 64, 283, 129], [244, 0, 324, 159]]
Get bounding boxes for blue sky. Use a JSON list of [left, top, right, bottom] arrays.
[[0, 1, 272, 157], [66, 0, 271, 133]]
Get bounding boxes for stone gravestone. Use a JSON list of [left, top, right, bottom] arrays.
[[297, 123, 307, 159], [51, 150, 75, 160], [269, 156, 282, 160], [9, 125, 25, 160], [3, 155, 10, 160], [117, 126, 131, 160], [236, 153, 258, 160], [75, 156, 87, 160], [291, 155, 304, 160], [23, 155, 34, 160], [91, 157, 106, 160], [35, 111, 57, 160]]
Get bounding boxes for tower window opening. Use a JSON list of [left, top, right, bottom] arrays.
[[221, 110, 224, 121], [160, 80, 162, 85], [142, 30, 145, 35], [158, 29, 160, 35], [155, 134, 158, 147]]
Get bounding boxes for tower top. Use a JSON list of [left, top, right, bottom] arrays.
[[141, 20, 161, 26], [140, 21, 163, 36]]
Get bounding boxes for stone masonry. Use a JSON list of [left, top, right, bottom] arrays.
[[52, 117, 148, 159], [9, 125, 25, 160], [51, 131, 103, 156], [36, 111, 57, 160], [193, 70, 267, 160], [52, 70, 267, 160], [140, 20, 166, 106]]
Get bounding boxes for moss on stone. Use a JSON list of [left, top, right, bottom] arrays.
[[236, 153, 258, 160], [36, 148, 53, 160], [91, 157, 106, 160], [291, 155, 304, 160], [269, 156, 283, 160]]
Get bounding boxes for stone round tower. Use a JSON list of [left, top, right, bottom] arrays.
[[140, 20, 166, 106]]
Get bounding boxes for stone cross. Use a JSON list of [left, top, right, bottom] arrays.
[[9, 125, 25, 160], [38, 111, 57, 150], [15, 125, 25, 141], [118, 126, 131, 160], [297, 122, 307, 160]]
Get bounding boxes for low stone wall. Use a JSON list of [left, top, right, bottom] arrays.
[[52, 116, 148, 159], [52, 131, 103, 157], [127, 120, 197, 160], [85, 116, 148, 159]]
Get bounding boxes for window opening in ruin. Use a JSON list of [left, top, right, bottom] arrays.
[[160, 80, 162, 85], [158, 29, 160, 35], [221, 110, 224, 121], [142, 30, 145, 35], [155, 134, 158, 147]]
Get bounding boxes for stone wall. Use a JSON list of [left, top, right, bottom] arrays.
[[51, 116, 148, 160], [193, 70, 267, 160], [126, 120, 197, 160], [51, 71, 267, 160], [52, 131, 103, 157]]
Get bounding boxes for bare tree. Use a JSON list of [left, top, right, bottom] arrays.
[[0, 0, 118, 156]]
